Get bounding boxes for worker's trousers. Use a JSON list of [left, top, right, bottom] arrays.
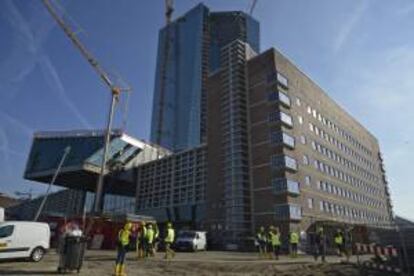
[[116, 245, 127, 265]]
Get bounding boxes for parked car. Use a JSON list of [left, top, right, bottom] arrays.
[[0, 221, 50, 262], [175, 231, 207, 251]]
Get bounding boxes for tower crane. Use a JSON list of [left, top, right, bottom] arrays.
[[248, 0, 258, 15], [155, 0, 174, 145], [165, 0, 174, 24], [42, 0, 131, 213]]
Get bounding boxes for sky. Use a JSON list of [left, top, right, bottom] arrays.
[[0, 0, 413, 220]]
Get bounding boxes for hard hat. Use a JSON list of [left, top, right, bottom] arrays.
[[167, 222, 172, 228], [148, 224, 153, 228], [260, 226, 264, 231], [318, 227, 323, 232], [124, 222, 132, 230], [269, 225, 275, 230]]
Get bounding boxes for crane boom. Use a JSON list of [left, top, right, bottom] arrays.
[[42, 0, 129, 214], [43, 0, 113, 89]]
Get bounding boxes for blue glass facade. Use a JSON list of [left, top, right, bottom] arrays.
[[150, 4, 208, 152], [209, 12, 260, 72], [150, 4, 260, 152], [25, 135, 104, 175]]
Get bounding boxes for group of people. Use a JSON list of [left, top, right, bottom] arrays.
[[136, 222, 158, 258], [256, 226, 352, 262], [114, 221, 176, 276], [256, 226, 282, 259], [313, 227, 352, 262]]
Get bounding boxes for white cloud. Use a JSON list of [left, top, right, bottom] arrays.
[[0, 110, 34, 137], [39, 54, 92, 129], [333, 0, 370, 54]]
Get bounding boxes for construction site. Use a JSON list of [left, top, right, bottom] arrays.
[[1, 0, 414, 275]]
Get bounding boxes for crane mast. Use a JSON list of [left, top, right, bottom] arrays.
[[155, 0, 174, 145], [249, 0, 258, 15], [42, 0, 129, 213]]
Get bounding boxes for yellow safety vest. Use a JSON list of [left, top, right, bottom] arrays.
[[146, 228, 155, 244], [269, 232, 281, 246], [335, 235, 343, 245], [118, 229, 131, 246], [290, 232, 299, 244], [165, 228, 175, 243]]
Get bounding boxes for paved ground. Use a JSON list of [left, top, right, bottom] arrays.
[[0, 250, 394, 275]]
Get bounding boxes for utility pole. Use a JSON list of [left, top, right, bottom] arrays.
[[34, 146, 71, 221]]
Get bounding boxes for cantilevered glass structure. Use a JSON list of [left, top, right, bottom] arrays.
[[24, 130, 171, 196]]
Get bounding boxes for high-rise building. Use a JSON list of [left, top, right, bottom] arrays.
[[150, 4, 260, 152], [206, 40, 258, 246], [205, 47, 393, 245]]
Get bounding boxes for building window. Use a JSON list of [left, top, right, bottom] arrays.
[[277, 72, 288, 87], [307, 106, 312, 114], [272, 178, 300, 195], [280, 112, 293, 127], [285, 156, 298, 171], [316, 180, 321, 190], [309, 123, 314, 132], [298, 115, 303, 125], [300, 135, 306, 144], [271, 155, 298, 171], [268, 111, 293, 128], [268, 91, 290, 107], [289, 204, 302, 220], [319, 201, 324, 211], [274, 204, 302, 220], [296, 97, 301, 106], [308, 198, 314, 209], [303, 155, 309, 165], [313, 159, 318, 169], [304, 175, 311, 185], [270, 131, 295, 148]]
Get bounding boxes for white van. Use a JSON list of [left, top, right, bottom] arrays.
[[175, 231, 207, 251], [0, 221, 50, 262]]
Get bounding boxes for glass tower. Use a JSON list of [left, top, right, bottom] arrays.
[[150, 4, 260, 152]]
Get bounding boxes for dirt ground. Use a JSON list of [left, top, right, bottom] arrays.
[[0, 250, 395, 276]]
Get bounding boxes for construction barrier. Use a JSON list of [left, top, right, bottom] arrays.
[[355, 243, 401, 274]]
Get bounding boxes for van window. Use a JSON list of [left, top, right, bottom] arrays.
[[0, 225, 14, 238]]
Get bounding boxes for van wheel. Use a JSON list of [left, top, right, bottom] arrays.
[[30, 247, 45, 262]]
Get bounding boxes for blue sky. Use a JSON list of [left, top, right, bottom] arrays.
[[0, 0, 413, 220]]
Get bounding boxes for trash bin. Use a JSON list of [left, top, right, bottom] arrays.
[[58, 235, 87, 274]]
